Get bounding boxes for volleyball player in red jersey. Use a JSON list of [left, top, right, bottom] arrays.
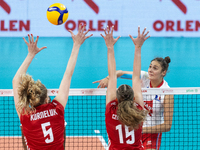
[[102, 25, 150, 150], [12, 24, 93, 150]]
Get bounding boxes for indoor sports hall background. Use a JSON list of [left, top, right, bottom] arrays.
[[0, 0, 200, 150]]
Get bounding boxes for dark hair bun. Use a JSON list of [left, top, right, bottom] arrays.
[[164, 56, 171, 64]]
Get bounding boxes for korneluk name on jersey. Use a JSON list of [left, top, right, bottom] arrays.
[[30, 109, 58, 121]]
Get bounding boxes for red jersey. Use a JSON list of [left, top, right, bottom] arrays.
[[105, 99, 144, 150], [20, 100, 65, 150]]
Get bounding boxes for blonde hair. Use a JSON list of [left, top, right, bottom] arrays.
[[116, 84, 147, 129], [17, 74, 47, 115], [117, 101, 147, 129]]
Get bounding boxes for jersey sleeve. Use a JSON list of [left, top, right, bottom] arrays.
[[105, 99, 118, 115], [135, 103, 143, 110], [140, 71, 148, 80], [51, 100, 64, 115]]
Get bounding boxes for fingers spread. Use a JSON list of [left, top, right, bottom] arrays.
[[82, 24, 86, 33], [92, 80, 100, 84], [103, 28, 107, 35], [111, 26, 114, 35], [144, 30, 150, 37], [78, 23, 82, 33], [84, 28, 91, 36], [115, 36, 120, 42], [85, 34, 93, 39], [35, 36, 39, 45], [31, 34, 34, 43], [68, 30, 74, 36], [100, 33, 105, 38], [28, 34, 31, 43], [138, 26, 140, 36], [129, 35, 134, 41], [142, 27, 147, 35], [39, 46, 47, 51], [145, 35, 151, 40], [107, 25, 110, 34], [23, 37, 28, 45]]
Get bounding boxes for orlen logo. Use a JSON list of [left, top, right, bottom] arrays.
[[0, 0, 30, 31], [153, 0, 200, 32], [65, 0, 118, 32]]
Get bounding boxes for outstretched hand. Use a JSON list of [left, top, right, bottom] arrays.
[[23, 34, 47, 55], [129, 26, 150, 48], [100, 25, 120, 48], [92, 77, 109, 88], [68, 24, 93, 46]]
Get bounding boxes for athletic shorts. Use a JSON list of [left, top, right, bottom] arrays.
[[142, 133, 162, 150]]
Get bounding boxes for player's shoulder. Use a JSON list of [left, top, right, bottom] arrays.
[[106, 99, 118, 107], [135, 102, 143, 110], [48, 100, 64, 110], [105, 99, 118, 115], [162, 80, 170, 88]]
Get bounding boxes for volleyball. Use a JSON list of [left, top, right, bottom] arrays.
[[46, 3, 69, 25]]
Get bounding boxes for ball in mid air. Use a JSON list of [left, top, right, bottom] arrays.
[[47, 3, 69, 25]]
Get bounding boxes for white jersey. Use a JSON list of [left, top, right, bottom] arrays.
[[140, 71, 170, 127]]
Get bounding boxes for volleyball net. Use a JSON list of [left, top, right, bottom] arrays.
[[0, 88, 200, 150]]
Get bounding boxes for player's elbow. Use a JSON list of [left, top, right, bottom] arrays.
[[165, 123, 172, 132], [65, 70, 74, 78]]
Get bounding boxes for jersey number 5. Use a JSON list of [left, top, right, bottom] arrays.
[[116, 124, 135, 144], [41, 122, 54, 143]]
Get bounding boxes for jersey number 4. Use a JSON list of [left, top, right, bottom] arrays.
[[41, 122, 54, 143], [116, 124, 135, 144]]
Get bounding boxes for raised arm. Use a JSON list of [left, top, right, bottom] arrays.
[[92, 70, 133, 88], [100, 26, 120, 105], [54, 24, 93, 108], [12, 35, 47, 118], [129, 26, 150, 107]]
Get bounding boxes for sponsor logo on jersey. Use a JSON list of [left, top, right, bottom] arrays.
[[147, 140, 152, 145], [111, 102, 116, 105], [154, 95, 161, 102], [112, 114, 118, 120], [53, 102, 57, 105]]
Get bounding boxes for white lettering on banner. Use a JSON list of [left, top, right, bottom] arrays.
[[65, 20, 118, 31], [153, 20, 200, 32], [1, 1, 200, 37], [30, 109, 58, 121], [0, 20, 30, 31]]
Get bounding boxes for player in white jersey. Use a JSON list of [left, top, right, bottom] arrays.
[[93, 57, 174, 150]]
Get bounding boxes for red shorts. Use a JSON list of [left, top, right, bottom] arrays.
[[142, 133, 162, 150]]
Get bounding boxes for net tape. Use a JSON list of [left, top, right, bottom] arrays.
[[1, 87, 200, 96]]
